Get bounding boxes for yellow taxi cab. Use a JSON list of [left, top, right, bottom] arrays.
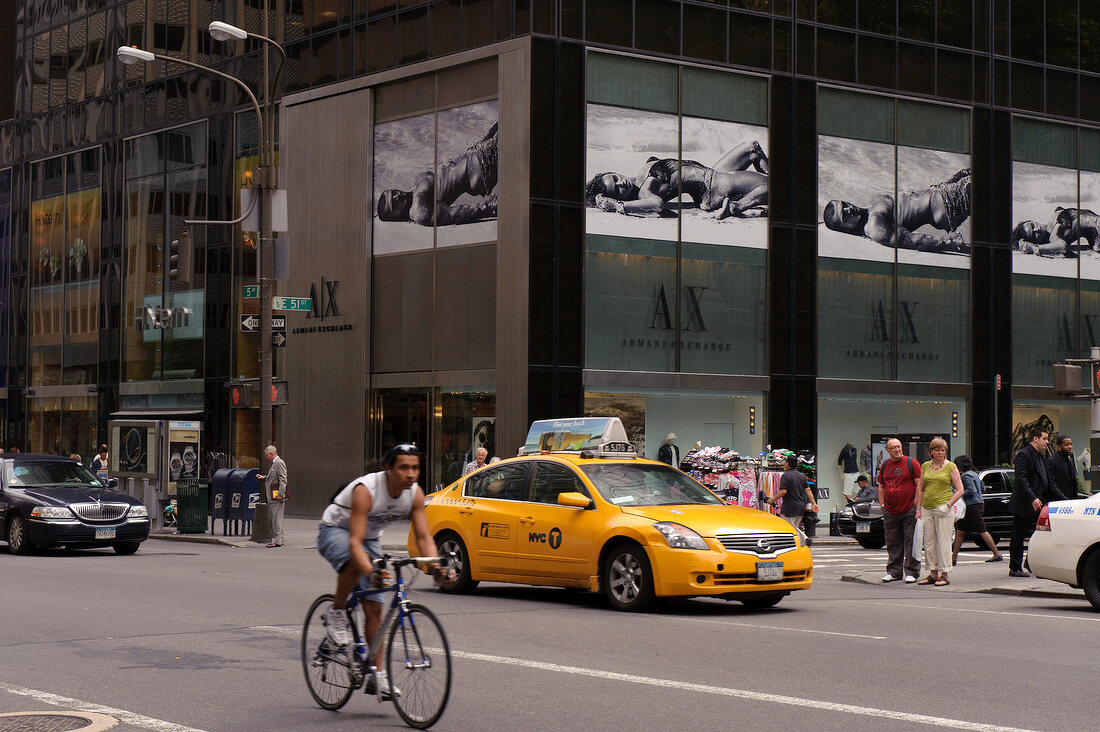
[[409, 417, 813, 611]]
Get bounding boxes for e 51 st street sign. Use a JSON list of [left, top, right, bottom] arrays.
[[240, 314, 286, 332], [273, 296, 312, 311]]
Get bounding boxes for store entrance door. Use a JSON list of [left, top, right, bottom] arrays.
[[369, 389, 432, 490]]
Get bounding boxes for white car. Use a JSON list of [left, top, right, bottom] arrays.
[[1027, 493, 1100, 611]]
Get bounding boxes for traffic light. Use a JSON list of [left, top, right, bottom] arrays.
[[169, 230, 193, 284], [229, 382, 253, 408]]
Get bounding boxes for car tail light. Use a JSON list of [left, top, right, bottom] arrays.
[[1035, 505, 1050, 532]]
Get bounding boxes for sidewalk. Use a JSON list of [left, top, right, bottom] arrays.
[[838, 552, 1083, 601], [150, 515, 411, 551]]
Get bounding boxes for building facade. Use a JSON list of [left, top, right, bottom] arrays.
[[2, 1, 1099, 518]]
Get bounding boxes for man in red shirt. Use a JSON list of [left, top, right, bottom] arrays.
[[876, 438, 924, 583]]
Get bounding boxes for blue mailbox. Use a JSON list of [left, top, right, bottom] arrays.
[[211, 468, 260, 535]]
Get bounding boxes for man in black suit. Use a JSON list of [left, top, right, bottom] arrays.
[[1048, 435, 1081, 503], [1010, 426, 1067, 577]]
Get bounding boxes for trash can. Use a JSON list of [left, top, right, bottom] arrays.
[[176, 478, 209, 534]]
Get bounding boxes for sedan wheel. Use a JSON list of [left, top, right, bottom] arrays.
[[7, 514, 34, 555], [857, 538, 885, 550], [113, 542, 141, 555], [601, 544, 654, 612]]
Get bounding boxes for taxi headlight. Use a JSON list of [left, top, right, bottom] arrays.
[[128, 505, 149, 518], [796, 527, 808, 547], [653, 522, 708, 550], [31, 506, 74, 519]]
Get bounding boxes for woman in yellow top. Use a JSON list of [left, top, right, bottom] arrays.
[[915, 437, 965, 586]]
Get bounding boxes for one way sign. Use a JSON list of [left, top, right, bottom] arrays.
[[240, 315, 287, 332]]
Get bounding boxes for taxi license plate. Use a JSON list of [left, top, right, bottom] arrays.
[[95, 528, 116, 540], [856, 522, 871, 533], [756, 561, 783, 582]]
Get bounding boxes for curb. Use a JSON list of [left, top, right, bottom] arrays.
[[841, 573, 1082, 599]]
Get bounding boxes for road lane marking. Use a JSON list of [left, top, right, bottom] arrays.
[[867, 601, 1100, 622], [675, 617, 886, 640], [450, 650, 1039, 731], [0, 682, 207, 732]]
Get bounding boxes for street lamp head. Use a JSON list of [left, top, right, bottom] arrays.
[[116, 46, 155, 65], [209, 21, 248, 41]]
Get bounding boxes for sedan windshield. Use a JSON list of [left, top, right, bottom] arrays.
[[580, 463, 724, 506], [6, 461, 104, 489]]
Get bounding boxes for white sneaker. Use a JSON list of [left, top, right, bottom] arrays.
[[323, 607, 351, 647], [881, 573, 901, 582], [368, 669, 401, 700], [904, 575, 917, 583]]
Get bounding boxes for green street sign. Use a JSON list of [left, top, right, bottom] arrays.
[[272, 296, 312, 311], [242, 285, 259, 299]]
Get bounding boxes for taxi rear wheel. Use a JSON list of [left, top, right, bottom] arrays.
[[601, 543, 654, 612], [1082, 550, 1100, 612], [436, 531, 479, 594]]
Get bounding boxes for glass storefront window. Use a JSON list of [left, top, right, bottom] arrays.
[[818, 89, 972, 384], [584, 54, 769, 377], [583, 387, 764, 462], [438, 387, 495, 489], [28, 396, 99, 459], [817, 393, 967, 512], [30, 151, 101, 388], [123, 122, 207, 383]]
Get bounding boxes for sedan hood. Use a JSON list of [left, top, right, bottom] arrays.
[[618, 504, 793, 536], [19, 486, 136, 507]]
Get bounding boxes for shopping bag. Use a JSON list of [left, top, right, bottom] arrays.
[[952, 501, 966, 521], [912, 516, 924, 557]]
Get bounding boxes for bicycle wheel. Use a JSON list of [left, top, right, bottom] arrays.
[[301, 594, 356, 710], [386, 604, 452, 729]]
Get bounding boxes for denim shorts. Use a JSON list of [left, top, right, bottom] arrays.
[[317, 523, 385, 600]]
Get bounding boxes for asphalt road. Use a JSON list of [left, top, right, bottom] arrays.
[[1, 539, 1097, 731]]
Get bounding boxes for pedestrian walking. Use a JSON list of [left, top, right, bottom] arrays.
[[876, 438, 922, 583], [258, 445, 288, 548], [950, 454, 1003, 565], [915, 438, 964, 586], [1010, 426, 1066, 577], [765, 455, 819, 543]]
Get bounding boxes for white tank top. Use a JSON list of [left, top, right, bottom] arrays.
[[320, 471, 417, 539]]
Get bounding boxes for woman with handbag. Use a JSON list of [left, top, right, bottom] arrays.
[[915, 438, 966, 586], [950, 454, 1004, 566]]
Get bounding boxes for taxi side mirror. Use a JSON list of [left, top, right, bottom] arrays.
[[557, 491, 594, 509]]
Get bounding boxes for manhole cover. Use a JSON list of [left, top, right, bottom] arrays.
[[0, 712, 117, 731]]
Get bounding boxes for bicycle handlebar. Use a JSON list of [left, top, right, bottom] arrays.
[[372, 552, 456, 570]]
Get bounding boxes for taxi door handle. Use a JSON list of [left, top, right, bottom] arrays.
[[519, 516, 536, 525], [458, 507, 474, 515]]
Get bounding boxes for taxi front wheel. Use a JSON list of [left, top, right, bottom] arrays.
[[435, 531, 479, 594], [601, 543, 654, 612]]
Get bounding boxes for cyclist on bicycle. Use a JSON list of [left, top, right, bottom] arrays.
[[317, 443, 446, 699]]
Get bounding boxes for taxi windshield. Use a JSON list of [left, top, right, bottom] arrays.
[[6, 461, 104, 489], [580, 464, 724, 507]]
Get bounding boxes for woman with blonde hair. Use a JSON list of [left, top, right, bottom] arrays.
[[915, 437, 966, 586]]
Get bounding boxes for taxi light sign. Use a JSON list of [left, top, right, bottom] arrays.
[[519, 417, 635, 457]]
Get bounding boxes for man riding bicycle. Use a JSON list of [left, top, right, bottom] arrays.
[[317, 443, 447, 699]]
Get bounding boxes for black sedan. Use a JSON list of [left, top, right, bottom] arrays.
[[0, 454, 150, 555], [836, 468, 1017, 549]]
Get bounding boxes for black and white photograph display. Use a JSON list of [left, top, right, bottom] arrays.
[[584, 104, 769, 247], [373, 100, 498, 254], [818, 135, 972, 269], [1010, 161, 1100, 278]]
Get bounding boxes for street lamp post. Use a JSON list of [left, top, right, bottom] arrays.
[[117, 19, 286, 542]]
